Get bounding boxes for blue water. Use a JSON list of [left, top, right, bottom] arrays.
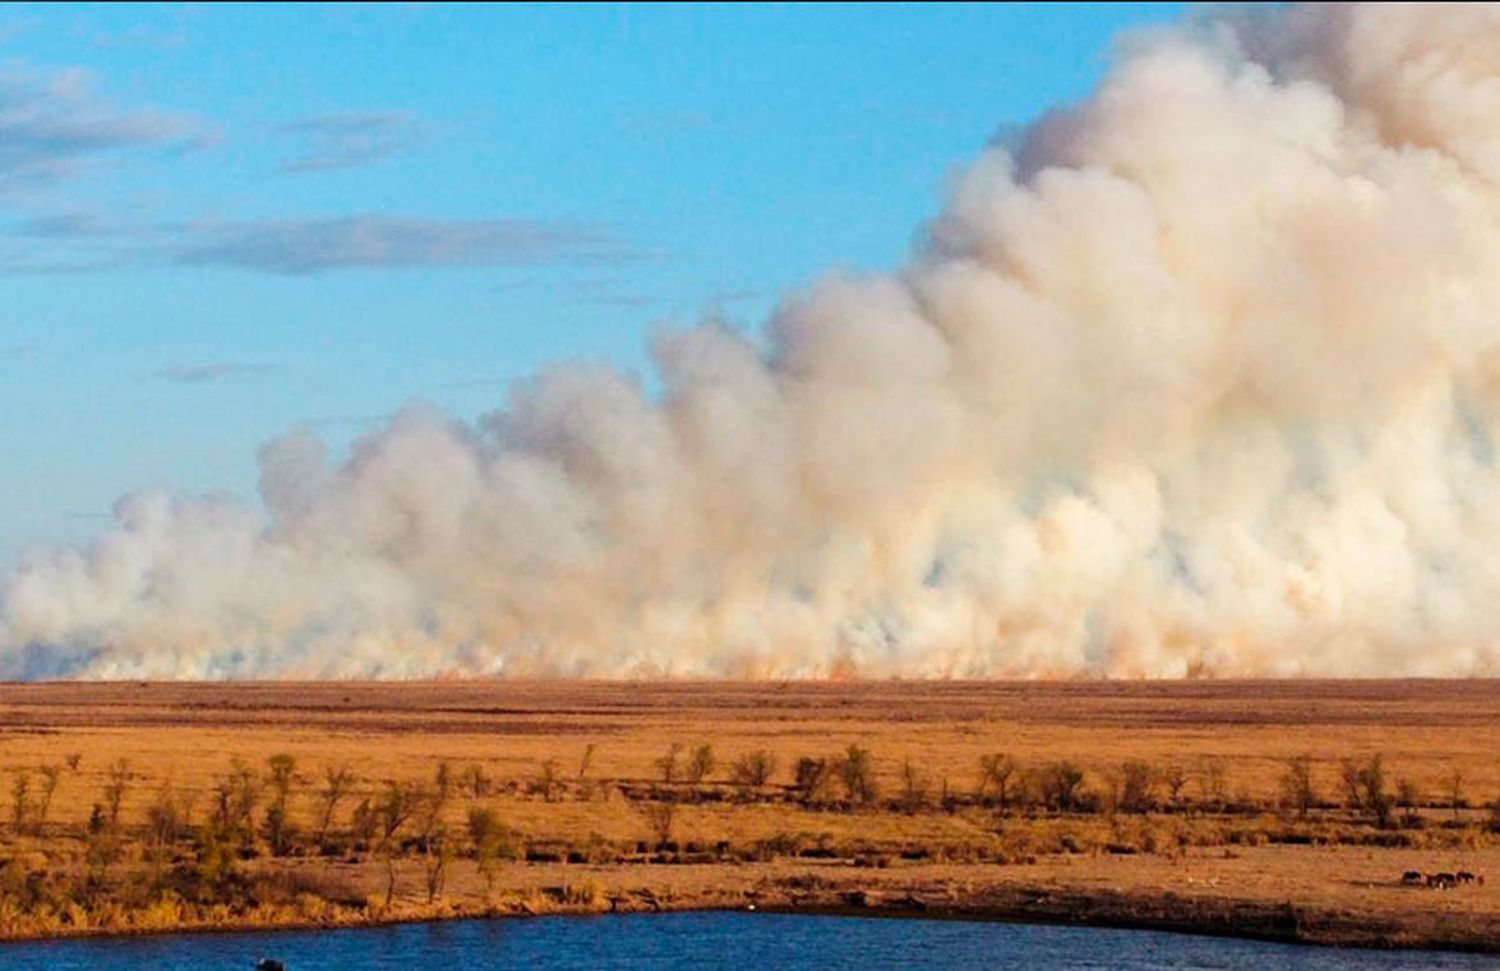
[[1, 912, 1493, 970]]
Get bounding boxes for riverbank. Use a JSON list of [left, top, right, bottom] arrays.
[[2, 681, 1500, 952], [3, 847, 1498, 952]]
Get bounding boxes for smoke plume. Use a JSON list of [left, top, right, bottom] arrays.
[[9, 4, 1500, 678]]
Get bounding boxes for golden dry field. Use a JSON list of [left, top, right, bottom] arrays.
[[2, 679, 1500, 948]]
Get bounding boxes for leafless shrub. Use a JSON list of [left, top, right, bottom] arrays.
[[459, 763, 491, 798], [899, 758, 930, 811], [1120, 761, 1154, 814], [731, 750, 776, 788], [1445, 769, 1465, 820], [1279, 756, 1316, 819], [1396, 777, 1422, 827], [9, 770, 29, 832], [1196, 757, 1228, 807], [33, 764, 60, 835], [794, 756, 834, 804], [316, 765, 355, 844], [467, 806, 507, 892], [1159, 764, 1189, 807], [261, 753, 299, 856], [978, 753, 1019, 808], [351, 797, 378, 849], [376, 781, 421, 852], [103, 759, 130, 833], [1038, 761, 1086, 813], [1342, 754, 1394, 828], [211, 760, 260, 851], [424, 832, 453, 903], [655, 743, 684, 784], [687, 744, 716, 784], [641, 801, 677, 846], [537, 758, 562, 802], [415, 762, 453, 851], [836, 745, 877, 805]]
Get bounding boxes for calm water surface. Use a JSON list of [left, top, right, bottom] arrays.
[[1, 912, 1493, 970]]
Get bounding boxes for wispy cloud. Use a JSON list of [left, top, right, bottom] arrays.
[[0, 65, 197, 191], [17, 209, 118, 238], [276, 111, 423, 173], [173, 215, 638, 275], [154, 361, 273, 384]]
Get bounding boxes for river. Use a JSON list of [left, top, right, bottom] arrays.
[[3, 912, 1493, 969]]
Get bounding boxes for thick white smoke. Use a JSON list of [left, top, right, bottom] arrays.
[[9, 3, 1500, 679]]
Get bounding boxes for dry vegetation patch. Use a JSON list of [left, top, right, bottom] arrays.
[[1, 680, 1499, 947]]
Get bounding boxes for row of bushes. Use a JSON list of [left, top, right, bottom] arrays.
[[4, 748, 1495, 867]]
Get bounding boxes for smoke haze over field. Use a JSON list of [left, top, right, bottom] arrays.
[[10, 3, 1500, 679]]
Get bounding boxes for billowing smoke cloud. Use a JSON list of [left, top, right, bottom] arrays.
[[9, 4, 1500, 679]]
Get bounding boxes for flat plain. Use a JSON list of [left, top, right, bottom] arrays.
[[2, 679, 1500, 949]]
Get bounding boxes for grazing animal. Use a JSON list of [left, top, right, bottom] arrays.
[[1457, 871, 1477, 884], [1401, 871, 1424, 886], [1428, 872, 1458, 890]]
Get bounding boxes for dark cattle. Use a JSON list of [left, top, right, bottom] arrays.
[[1457, 871, 1477, 884], [1428, 872, 1458, 890], [1401, 870, 1424, 886]]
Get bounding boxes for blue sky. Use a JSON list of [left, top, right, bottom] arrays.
[[0, 2, 1180, 558]]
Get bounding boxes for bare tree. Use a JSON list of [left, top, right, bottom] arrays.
[[1445, 769, 1465, 821], [1197, 757, 1228, 807], [978, 754, 1019, 808], [316, 765, 355, 844], [424, 832, 453, 903], [655, 743, 684, 785], [351, 797, 378, 849], [1160, 764, 1189, 807], [1347, 755, 1394, 828], [416, 762, 453, 851], [103, 759, 130, 833], [1339, 758, 1363, 811], [793, 756, 833, 804], [262, 753, 299, 856], [211, 760, 260, 852], [9, 770, 29, 832], [899, 758, 930, 811], [687, 744, 716, 784], [1120, 761, 1155, 814], [731, 750, 777, 788], [34, 765, 61, 835], [1396, 777, 1422, 828], [641, 801, 676, 847], [1279, 756, 1316, 819], [837, 745, 877, 805], [459, 763, 491, 798], [376, 780, 420, 852], [537, 759, 561, 802], [1038, 761, 1086, 813], [468, 806, 505, 893], [144, 782, 183, 878]]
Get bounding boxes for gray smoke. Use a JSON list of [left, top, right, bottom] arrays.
[[8, 3, 1500, 678]]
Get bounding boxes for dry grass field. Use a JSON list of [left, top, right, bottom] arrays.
[[2, 679, 1500, 948]]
